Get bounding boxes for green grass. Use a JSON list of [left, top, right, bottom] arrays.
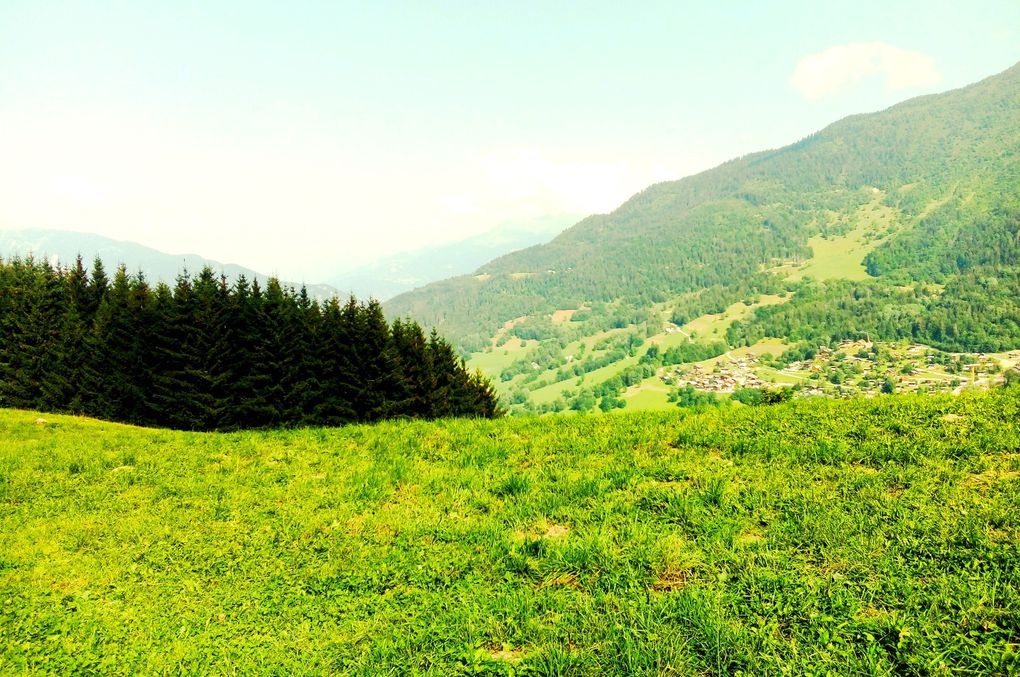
[[681, 295, 789, 339], [622, 376, 673, 411], [646, 330, 693, 350], [3, 391, 1020, 674], [527, 354, 644, 406], [795, 232, 875, 281], [757, 366, 808, 386], [468, 338, 534, 380], [784, 194, 900, 282]]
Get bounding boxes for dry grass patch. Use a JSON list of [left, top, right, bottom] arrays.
[[652, 535, 701, 592], [544, 523, 570, 539], [542, 572, 581, 589], [735, 528, 765, 547], [651, 570, 689, 592], [551, 309, 579, 323], [513, 519, 571, 541], [482, 644, 528, 662], [966, 469, 1020, 487], [884, 485, 906, 499], [856, 606, 896, 621], [706, 449, 734, 466]]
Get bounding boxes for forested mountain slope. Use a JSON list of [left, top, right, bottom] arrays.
[[387, 62, 1020, 354]]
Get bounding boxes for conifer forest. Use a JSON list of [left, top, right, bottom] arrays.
[[0, 256, 501, 430]]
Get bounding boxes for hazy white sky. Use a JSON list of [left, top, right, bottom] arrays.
[[1, 1, 1017, 281]]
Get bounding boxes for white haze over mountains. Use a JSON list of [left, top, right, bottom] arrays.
[[2, 2, 1015, 282], [0, 214, 579, 302], [329, 213, 578, 301], [0, 228, 339, 301]]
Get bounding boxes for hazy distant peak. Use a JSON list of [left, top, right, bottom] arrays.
[[0, 228, 340, 301]]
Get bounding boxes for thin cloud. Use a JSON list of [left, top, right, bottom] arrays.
[[431, 148, 670, 226], [791, 42, 941, 100]]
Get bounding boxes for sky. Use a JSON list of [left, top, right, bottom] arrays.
[[1, 1, 1018, 282]]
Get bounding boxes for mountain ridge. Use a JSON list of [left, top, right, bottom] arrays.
[[384, 60, 1020, 413], [0, 228, 341, 301], [328, 214, 577, 300], [386, 60, 1020, 352]]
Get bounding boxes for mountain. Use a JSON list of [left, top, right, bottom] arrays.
[[0, 229, 340, 300], [386, 61, 1020, 412], [328, 214, 577, 301]]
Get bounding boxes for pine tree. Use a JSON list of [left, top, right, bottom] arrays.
[[224, 276, 277, 429], [82, 266, 149, 423], [0, 258, 48, 409], [279, 284, 322, 425], [313, 297, 358, 425], [151, 269, 217, 429], [390, 318, 435, 417], [352, 300, 403, 421]]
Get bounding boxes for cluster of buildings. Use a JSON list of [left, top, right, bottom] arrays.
[[668, 356, 769, 393], [666, 340, 1020, 399]]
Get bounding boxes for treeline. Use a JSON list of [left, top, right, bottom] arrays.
[[644, 340, 729, 367], [727, 271, 1020, 353], [0, 257, 500, 430]]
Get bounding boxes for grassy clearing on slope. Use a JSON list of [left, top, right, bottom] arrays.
[[622, 376, 673, 411], [795, 232, 876, 281], [528, 355, 643, 405], [468, 338, 535, 379], [783, 193, 899, 282], [680, 295, 788, 339], [646, 330, 693, 350], [2, 392, 1020, 675]]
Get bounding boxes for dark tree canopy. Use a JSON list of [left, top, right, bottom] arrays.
[[0, 256, 501, 430]]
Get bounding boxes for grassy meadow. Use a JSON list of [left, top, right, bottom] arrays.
[[2, 392, 1020, 674]]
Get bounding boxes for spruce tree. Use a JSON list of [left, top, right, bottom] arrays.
[[224, 276, 277, 428], [390, 318, 434, 417], [82, 266, 148, 423], [314, 297, 358, 425]]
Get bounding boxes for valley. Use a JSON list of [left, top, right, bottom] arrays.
[[470, 295, 1020, 414]]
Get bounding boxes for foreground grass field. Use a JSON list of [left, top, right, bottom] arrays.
[[2, 392, 1019, 675]]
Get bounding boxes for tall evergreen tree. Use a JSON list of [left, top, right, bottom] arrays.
[[390, 318, 434, 417], [313, 297, 358, 425], [83, 267, 149, 423]]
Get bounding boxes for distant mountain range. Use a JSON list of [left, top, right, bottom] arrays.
[[327, 214, 577, 301], [0, 215, 577, 304], [0, 229, 342, 301]]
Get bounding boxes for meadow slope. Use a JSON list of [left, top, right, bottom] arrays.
[[2, 392, 1019, 674]]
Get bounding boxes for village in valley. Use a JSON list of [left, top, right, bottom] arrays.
[[471, 299, 1020, 414], [665, 339, 1020, 399]]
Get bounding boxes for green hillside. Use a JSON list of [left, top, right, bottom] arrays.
[[386, 62, 1020, 413], [3, 390, 1019, 674]]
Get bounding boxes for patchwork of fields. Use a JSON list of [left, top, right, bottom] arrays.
[[2, 391, 1019, 674]]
